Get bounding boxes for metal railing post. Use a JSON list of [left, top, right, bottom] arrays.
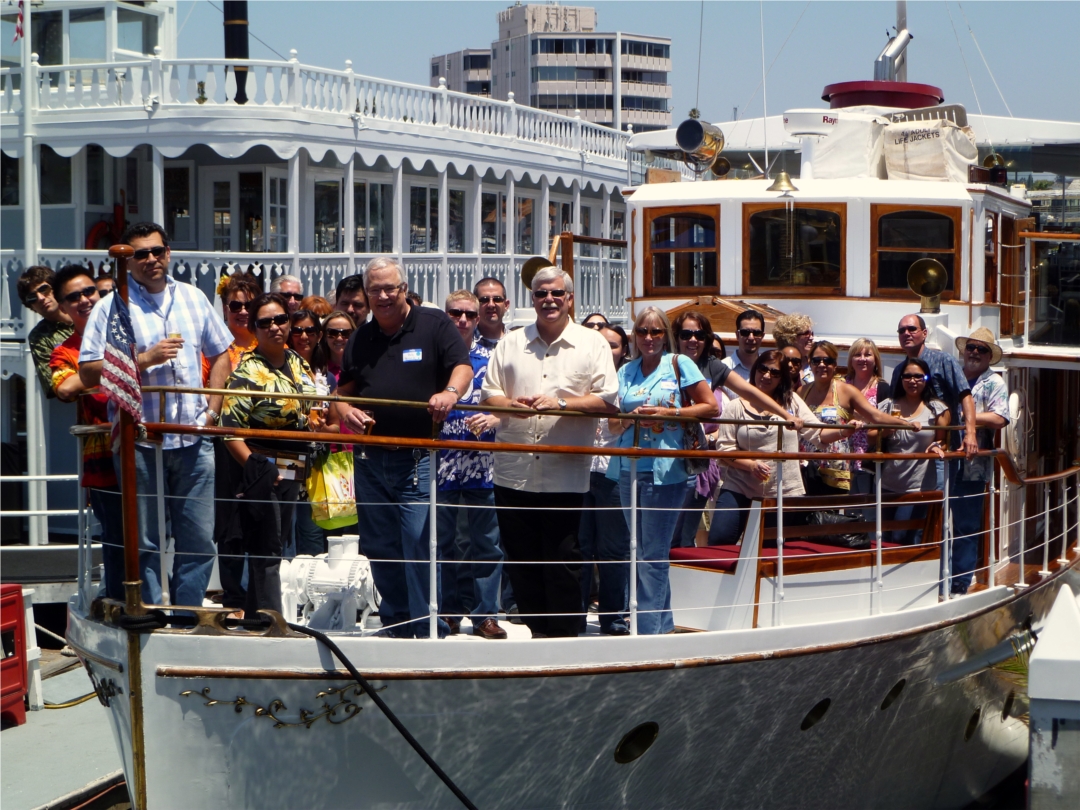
[[874, 460, 883, 613], [154, 443, 170, 605], [775, 429, 785, 626], [628, 454, 639, 636], [76, 436, 86, 610], [429, 449, 439, 639], [1040, 482, 1051, 575], [1058, 478, 1068, 564], [943, 464, 951, 599], [988, 476, 997, 587], [1018, 485, 1027, 587]]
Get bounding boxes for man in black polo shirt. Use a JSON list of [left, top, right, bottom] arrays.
[[332, 257, 473, 638]]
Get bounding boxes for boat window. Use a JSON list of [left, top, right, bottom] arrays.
[[313, 180, 341, 253], [69, 8, 106, 65], [549, 200, 572, 240], [30, 11, 62, 66], [744, 203, 845, 294], [355, 182, 393, 254], [1029, 238, 1080, 347], [872, 206, 960, 298], [212, 181, 231, 251], [86, 146, 105, 207], [409, 187, 438, 253], [117, 7, 158, 56], [643, 206, 719, 296], [481, 192, 504, 254], [40, 146, 72, 206], [515, 196, 534, 254], [238, 172, 264, 252], [266, 175, 287, 252], [448, 189, 465, 253], [165, 166, 192, 245], [2, 153, 18, 207]]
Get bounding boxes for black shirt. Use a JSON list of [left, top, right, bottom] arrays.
[[700, 355, 731, 391], [339, 305, 470, 439]]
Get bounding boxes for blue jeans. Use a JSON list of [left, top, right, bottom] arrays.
[[354, 447, 447, 638], [883, 497, 928, 546], [437, 487, 504, 624], [293, 498, 328, 557], [708, 489, 753, 546], [90, 485, 124, 602], [950, 478, 986, 593], [672, 476, 707, 548], [119, 439, 217, 607], [579, 471, 630, 634], [618, 469, 684, 635]]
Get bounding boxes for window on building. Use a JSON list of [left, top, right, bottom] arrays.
[[644, 206, 719, 295], [431, 63, 440, 78], [549, 201, 571, 239], [621, 96, 669, 112], [465, 81, 491, 95], [744, 203, 845, 293], [212, 181, 231, 251], [40, 146, 72, 205], [266, 175, 287, 252], [239, 172, 264, 252], [481, 192, 504, 254], [871, 205, 959, 298], [622, 70, 668, 85], [354, 182, 393, 254], [448, 189, 465, 253], [69, 7, 106, 64], [410, 187, 439, 253], [165, 166, 192, 245], [86, 145, 105, 206], [464, 54, 490, 71], [30, 10, 62, 65], [1, 152, 18, 206], [515, 197, 534, 254], [621, 40, 670, 59], [313, 180, 341, 253], [117, 7, 158, 55]]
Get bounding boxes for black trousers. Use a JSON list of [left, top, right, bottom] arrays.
[[234, 454, 299, 617], [213, 439, 246, 609], [493, 485, 584, 637]]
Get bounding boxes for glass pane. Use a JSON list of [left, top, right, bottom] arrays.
[[878, 252, 954, 291], [410, 186, 429, 253], [651, 252, 716, 289], [515, 197, 533, 254], [581, 206, 592, 236], [40, 146, 72, 205], [1, 16, 20, 72], [30, 11, 62, 66], [164, 166, 190, 243], [879, 210, 954, 250], [481, 192, 500, 254], [267, 177, 287, 252], [212, 181, 231, 251], [429, 188, 439, 253], [1030, 240, 1080, 347], [353, 182, 367, 252], [313, 180, 340, 253], [126, 157, 138, 208], [1, 152, 18, 206], [448, 189, 465, 253], [86, 145, 104, 206], [117, 8, 157, 55], [239, 172, 263, 251], [69, 8, 106, 64], [747, 208, 842, 288], [650, 213, 715, 249], [370, 184, 393, 253]]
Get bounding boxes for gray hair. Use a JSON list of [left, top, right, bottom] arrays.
[[270, 274, 302, 293], [364, 256, 405, 286], [531, 266, 574, 295]]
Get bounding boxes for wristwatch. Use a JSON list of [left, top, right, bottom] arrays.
[[558, 397, 567, 410], [445, 386, 459, 399], [205, 409, 219, 426]]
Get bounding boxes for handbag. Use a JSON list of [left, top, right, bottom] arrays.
[[806, 510, 871, 549], [306, 449, 358, 530], [671, 356, 711, 476]]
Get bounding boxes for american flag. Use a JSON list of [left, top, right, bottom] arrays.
[[12, 2, 23, 43], [100, 292, 143, 424]]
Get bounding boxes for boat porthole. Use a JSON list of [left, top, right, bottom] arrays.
[[964, 708, 982, 742], [1002, 691, 1015, 720], [880, 679, 906, 711], [800, 698, 831, 731], [614, 722, 659, 764]]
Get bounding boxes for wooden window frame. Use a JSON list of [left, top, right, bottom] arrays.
[[642, 204, 720, 297], [871, 204, 962, 300], [742, 202, 847, 297]]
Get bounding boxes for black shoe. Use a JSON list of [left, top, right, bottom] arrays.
[[508, 605, 524, 625], [447, 617, 461, 635]]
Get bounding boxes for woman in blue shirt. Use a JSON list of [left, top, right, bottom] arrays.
[[608, 307, 719, 634]]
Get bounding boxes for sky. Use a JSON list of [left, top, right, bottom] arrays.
[[176, 1, 1080, 125]]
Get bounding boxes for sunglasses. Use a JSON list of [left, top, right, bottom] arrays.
[[635, 327, 666, 338], [255, 313, 290, 329], [586, 321, 610, 330], [478, 295, 506, 305], [22, 283, 52, 307], [965, 343, 991, 355], [448, 309, 479, 320], [62, 285, 97, 304], [325, 327, 353, 339], [679, 329, 708, 341], [290, 325, 319, 336], [131, 245, 167, 261], [757, 367, 782, 378], [280, 292, 304, 302], [533, 289, 568, 299], [227, 299, 250, 313], [798, 330, 814, 338], [810, 356, 836, 366], [897, 325, 921, 334], [901, 373, 929, 381], [738, 328, 765, 338]]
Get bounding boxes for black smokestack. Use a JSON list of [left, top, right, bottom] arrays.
[[223, 1, 249, 104]]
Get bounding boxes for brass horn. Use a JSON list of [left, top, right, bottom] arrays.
[[711, 156, 731, 177], [676, 118, 725, 175], [521, 255, 555, 292], [907, 258, 948, 314], [982, 153, 1005, 168]]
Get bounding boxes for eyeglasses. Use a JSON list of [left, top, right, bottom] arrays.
[[679, 329, 708, 341], [280, 292, 305, 302], [478, 295, 506, 305], [325, 327, 353, 339], [448, 309, 479, 321], [255, 313, 290, 330], [533, 288, 568, 299], [227, 300, 250, 313], [738, 328, 765, 338], [365, 283, 405, 299], [965, 343, 991, 355], [131, 245, 167, 261], [635, 327, 666, 338], [757, 367, 782, 378], [290, 325, 319, 336], [61, 286, 97, 304], [901, 373, 928, 381], [809, 356, 836, 366], [585, 321, 610, 330], [897, 325, 921, 334], [22, 283, 52, 307]]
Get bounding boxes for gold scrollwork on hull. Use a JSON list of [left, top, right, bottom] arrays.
[[179, 682, 386, 729]]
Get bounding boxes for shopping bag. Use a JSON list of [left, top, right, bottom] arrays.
[[306, 450, 358, 530]]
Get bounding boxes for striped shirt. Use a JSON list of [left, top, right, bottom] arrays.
[[79, 276, 233, 449]]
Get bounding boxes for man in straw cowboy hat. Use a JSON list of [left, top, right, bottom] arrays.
[[950, 327, 1009, 594]]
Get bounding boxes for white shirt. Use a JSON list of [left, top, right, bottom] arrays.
[[721, 352, 754, 382], [481, 321, 618, 493]]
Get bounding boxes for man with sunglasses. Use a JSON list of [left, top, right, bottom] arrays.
[[16, 265, 74, 396], [949, 327, 1008, 594], [722, 309, 765, 385], [47, 265, 123, 600], [79, 222, 234, 608], [481, 266, 618, 638], [270, 274, 305, 314]]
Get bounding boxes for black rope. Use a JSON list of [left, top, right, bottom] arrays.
[[287, 623, 479, 810]]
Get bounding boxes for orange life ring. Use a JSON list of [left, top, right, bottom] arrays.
[[85, 220, 111, 250]]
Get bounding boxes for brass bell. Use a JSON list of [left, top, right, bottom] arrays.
[[766, 171, 798, 194]]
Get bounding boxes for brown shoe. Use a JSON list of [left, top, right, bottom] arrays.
[[473, 618, 507, 640], [447, 617, 461, 636]]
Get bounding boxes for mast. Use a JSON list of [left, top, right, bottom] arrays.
[[896, 1, 908, 82]]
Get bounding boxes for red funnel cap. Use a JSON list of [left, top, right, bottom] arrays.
[[822, 81, 944, 110]]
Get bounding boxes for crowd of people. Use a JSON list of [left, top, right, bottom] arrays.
[[16, 220, 1009, 638]]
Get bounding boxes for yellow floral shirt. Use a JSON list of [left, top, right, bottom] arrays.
[[221, 349, 316, 439]]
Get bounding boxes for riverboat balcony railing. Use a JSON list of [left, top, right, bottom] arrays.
[[70, 388, 1080, 638]]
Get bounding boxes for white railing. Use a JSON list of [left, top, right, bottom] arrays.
[[5, 56, 628, 164]]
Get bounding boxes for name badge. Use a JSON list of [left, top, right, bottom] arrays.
[[660, 380, 678, 391], [821, 407, 838, 421], [402, 348, 423, 363]]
